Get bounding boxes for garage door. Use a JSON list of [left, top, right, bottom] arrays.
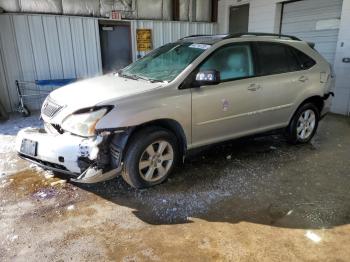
[[281, 0, 343, 65]]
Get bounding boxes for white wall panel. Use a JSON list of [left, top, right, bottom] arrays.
[[57, 16, 76, 79], [83, 18, 102, 76], [0, 15, 19, 111], [0, 13, 102, 111], [43, 16, 64, 79], [13, 15, 36, 81], [0, 15, 22, 111], [0, 46, 11, 111], [28, 15, 50, 80], [332, 0, 350, 115], [70, 18, 88, 78], [27, 15, 51, 108]]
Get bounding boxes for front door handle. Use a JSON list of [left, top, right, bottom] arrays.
[[248, 83, 261, 91], [298, 75, 309, 82]]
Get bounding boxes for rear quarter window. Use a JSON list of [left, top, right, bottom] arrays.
[[292, 48, 316, 70]]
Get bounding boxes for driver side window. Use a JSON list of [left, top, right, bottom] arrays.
[[200, 44, 254, 81]]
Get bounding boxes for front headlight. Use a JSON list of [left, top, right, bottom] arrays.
[[61, 107, 109, 137]]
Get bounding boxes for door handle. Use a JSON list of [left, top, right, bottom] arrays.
[[298, 75, 308, 82], [248, 83, 261, 91]]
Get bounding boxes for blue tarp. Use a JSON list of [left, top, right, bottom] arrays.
[[35, 78, 76, 87]]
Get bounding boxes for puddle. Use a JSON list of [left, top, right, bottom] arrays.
[[33, 188, 58, 200]]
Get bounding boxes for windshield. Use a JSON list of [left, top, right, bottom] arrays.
[[119, 42, 210, 82]]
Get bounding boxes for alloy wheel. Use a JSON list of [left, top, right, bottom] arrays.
[[297, 109, 316, 140], [138, 140, 174, 182]]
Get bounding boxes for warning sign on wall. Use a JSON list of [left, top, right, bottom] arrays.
[[136, 29, 152, 51]]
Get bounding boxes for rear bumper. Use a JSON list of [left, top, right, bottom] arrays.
[[15, 128, 103, 174], [321, 92, 334, 117]]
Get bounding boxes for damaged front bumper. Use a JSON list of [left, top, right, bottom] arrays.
[[15, 127, 121, 183]]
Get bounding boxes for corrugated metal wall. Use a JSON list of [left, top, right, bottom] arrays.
[[0, 0, 214, 22], [130, 20, 215, 60], [281, 0, 343, 65], [0, 13, 215, 112], [0, 13, 102, 111]]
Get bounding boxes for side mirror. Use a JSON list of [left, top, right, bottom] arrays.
[[192, 70, 220, 87]]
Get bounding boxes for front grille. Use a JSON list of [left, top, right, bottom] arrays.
[[41, 97, 63, 118]]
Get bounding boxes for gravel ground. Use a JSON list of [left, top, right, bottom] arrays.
[[0, 113, 349, 261]]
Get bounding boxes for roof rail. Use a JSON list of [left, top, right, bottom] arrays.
[[223, 32, 301, 41], [179, 34, 212, 40]]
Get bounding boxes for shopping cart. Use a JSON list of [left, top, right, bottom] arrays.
[[15, 78, 76, 117]]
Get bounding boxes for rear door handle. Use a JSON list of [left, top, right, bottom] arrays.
[[248, 83, 261, 91], [298, 75, 308, 82]]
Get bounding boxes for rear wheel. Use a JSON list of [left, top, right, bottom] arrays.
[[121, 127, 179, 189], [286, 103, 319, 144]]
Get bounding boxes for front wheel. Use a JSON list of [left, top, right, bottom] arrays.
[[121, 127, 180, 189], [286, 103, 319, 144]]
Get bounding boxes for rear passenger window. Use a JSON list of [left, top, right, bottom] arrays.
[[256, 42, 298, 75], [256, 43, 316, 76], [286, 47, 301, 71], [292, 48, 316, 70]]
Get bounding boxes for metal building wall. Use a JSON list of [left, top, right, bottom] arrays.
[[0, 13, 102, 112], [0, 13, 215, 112], [281, 0, 343, 65], [130, 20, 215, 60]]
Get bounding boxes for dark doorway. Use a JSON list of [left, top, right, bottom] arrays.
[[229, 4, 249, 34], [99, 21, 132, 73]]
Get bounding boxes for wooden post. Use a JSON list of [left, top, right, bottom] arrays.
[[211, 0, 218, 23], [172, 0, 180, 21]]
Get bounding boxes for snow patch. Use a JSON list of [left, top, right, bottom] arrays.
[[67, 205, 75, 211], [0, 113, 43, 175]]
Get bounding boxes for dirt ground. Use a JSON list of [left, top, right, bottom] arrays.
[[0, 114, 349, 262]]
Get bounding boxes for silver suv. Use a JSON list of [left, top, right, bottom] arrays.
[[16, 33, 334, 188]]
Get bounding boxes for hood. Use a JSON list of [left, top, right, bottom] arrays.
[[50, 74, 162, 108], [43, 74, 162, 124]]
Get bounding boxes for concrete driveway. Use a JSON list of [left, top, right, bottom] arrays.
[[0, 114, 349, 261]]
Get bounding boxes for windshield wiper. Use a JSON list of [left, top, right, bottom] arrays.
[[149, 79, 165, 83], [138, 75, 164, 83], [118, 70, 165, 83], [118, 71, 139, 80]]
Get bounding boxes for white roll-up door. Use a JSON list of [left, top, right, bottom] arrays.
[[281, 0, 343, 65]]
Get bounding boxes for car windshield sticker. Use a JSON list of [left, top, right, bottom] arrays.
[[189, 44, 211, 50]]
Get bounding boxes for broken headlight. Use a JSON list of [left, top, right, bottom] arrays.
[[62, 107, 109, 137]]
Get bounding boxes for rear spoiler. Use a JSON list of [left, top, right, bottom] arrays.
[[307, 42, 315, 49]]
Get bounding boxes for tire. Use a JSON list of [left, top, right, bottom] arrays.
[[121, 127, 180, 189], [286, 102, 319, 144]]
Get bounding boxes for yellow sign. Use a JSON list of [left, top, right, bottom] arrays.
[[136, 29, 152, 51]]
